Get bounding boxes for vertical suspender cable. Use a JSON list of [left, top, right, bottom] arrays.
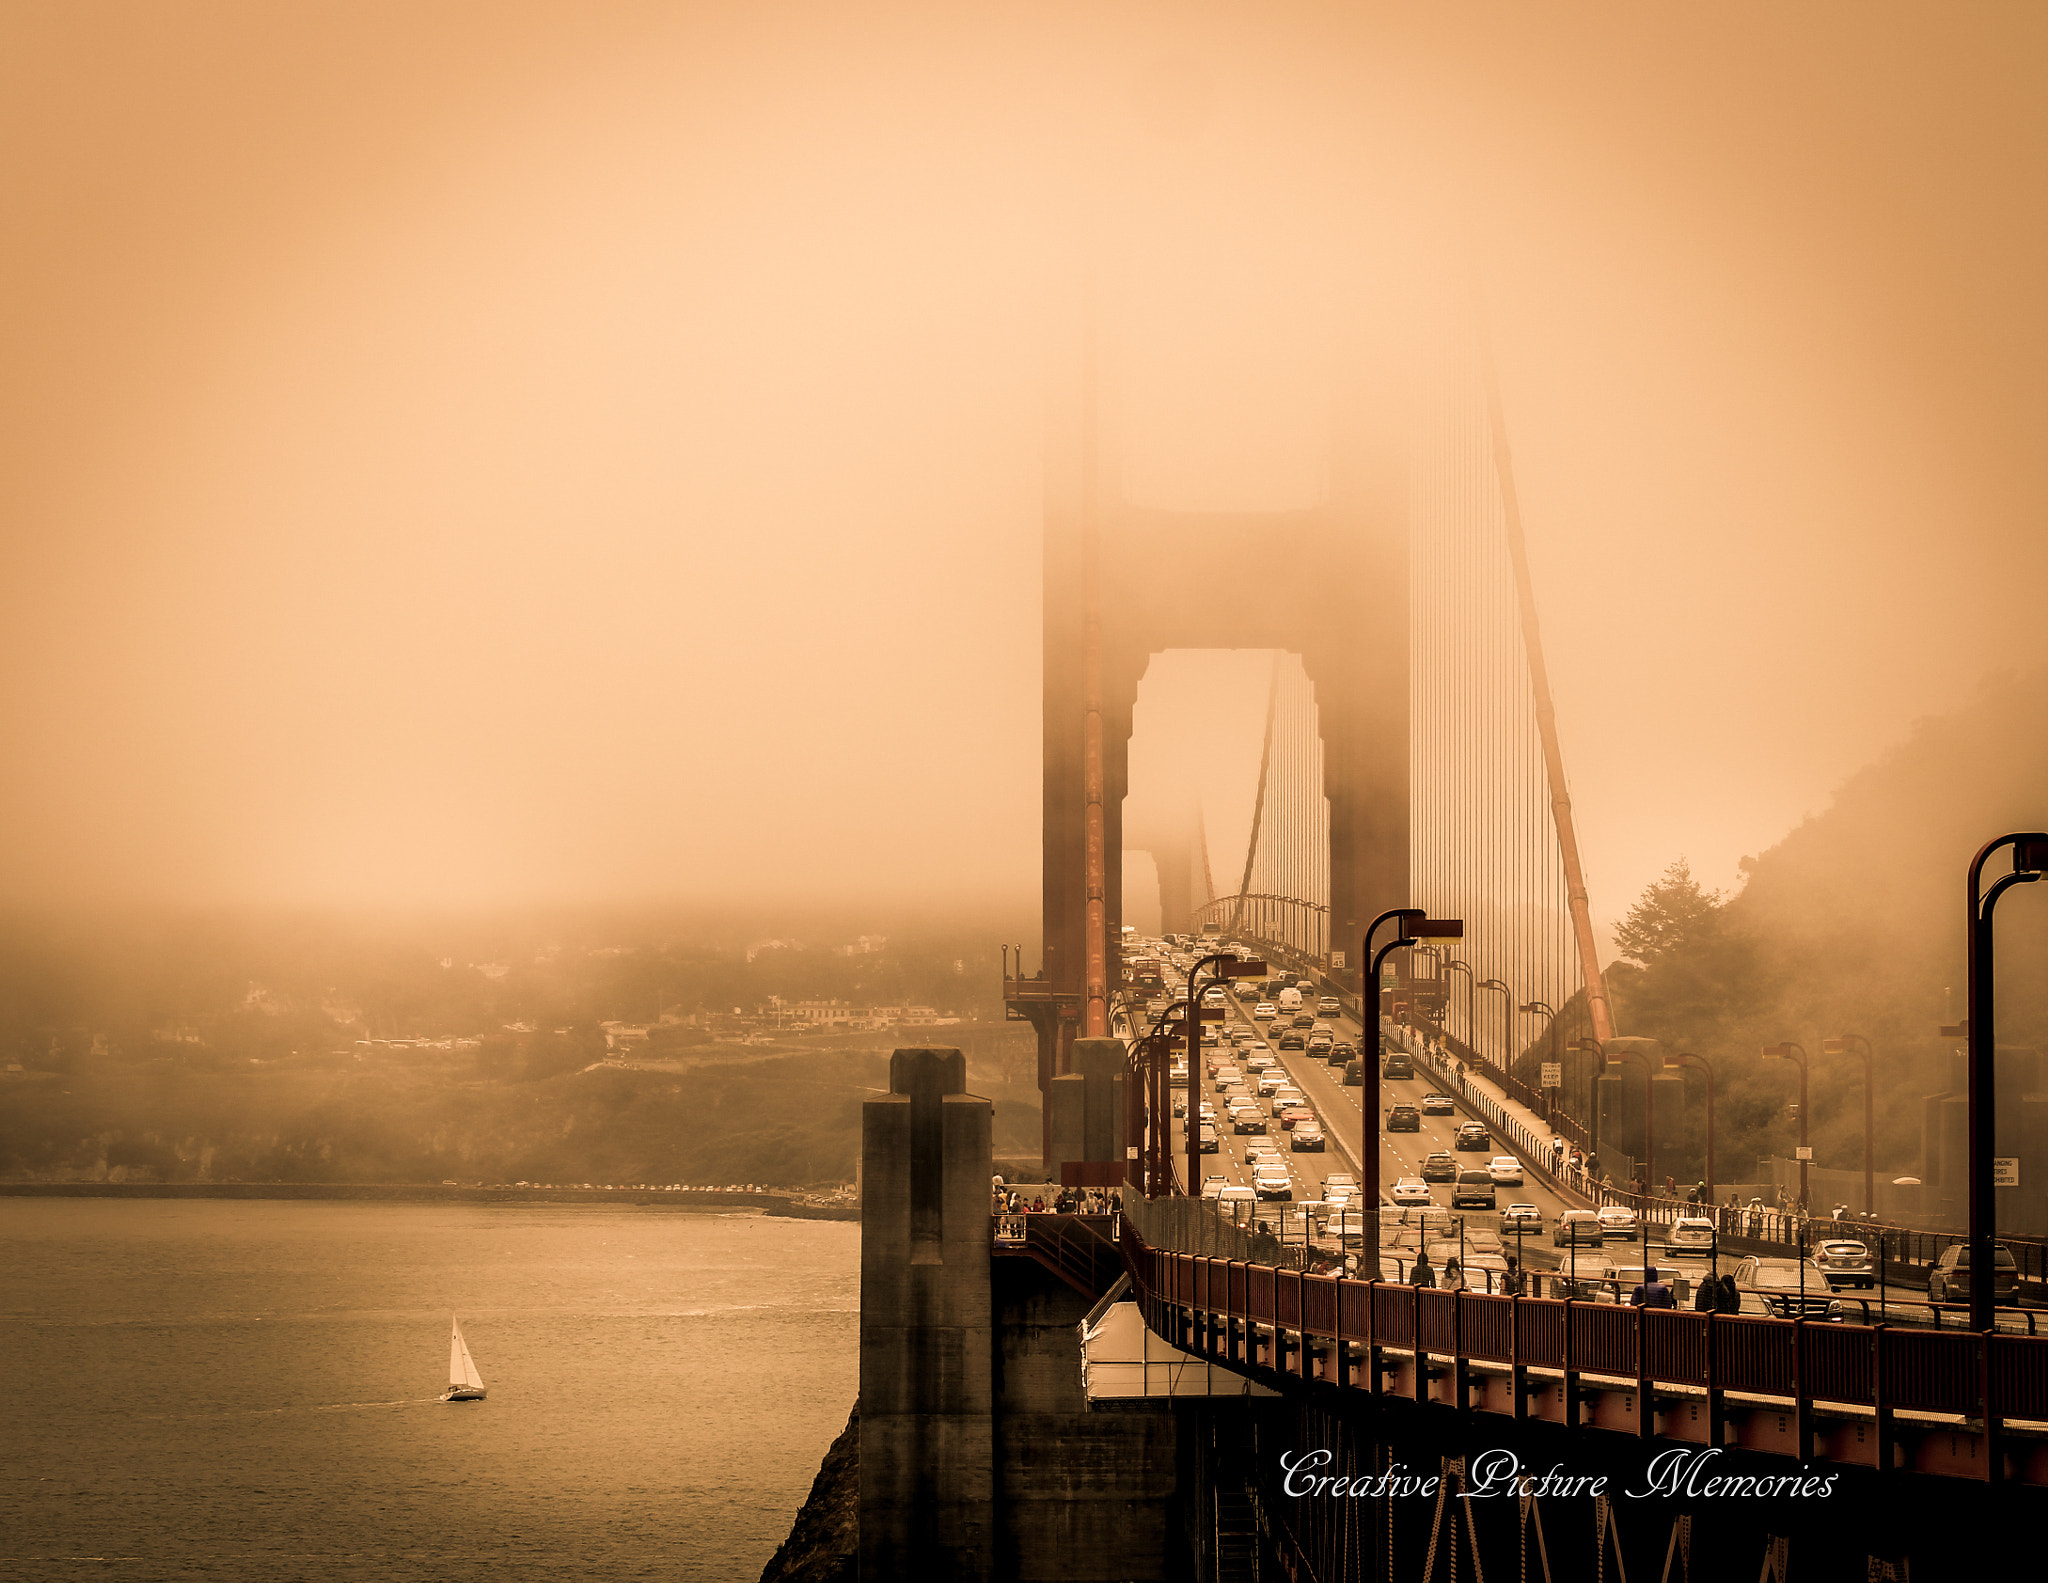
[[1482, 349, 1616, 1045]]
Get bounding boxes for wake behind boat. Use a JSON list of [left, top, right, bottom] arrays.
[[442, 1316, 487, 1402]]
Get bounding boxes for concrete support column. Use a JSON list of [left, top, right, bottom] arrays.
[[859, 1048, 995, 1583]]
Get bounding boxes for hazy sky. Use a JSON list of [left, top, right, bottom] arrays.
[[3, 3, 2045, 946]]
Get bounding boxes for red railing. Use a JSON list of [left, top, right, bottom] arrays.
[[1118, 1220, 2048, 1480]]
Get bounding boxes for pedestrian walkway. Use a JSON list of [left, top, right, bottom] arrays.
[[1384, 1018, 1598, 1208]]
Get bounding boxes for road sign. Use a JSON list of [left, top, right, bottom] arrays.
[[1996, 1157, 2020, 1187], [1541, 1063, 1562, 1088], [1795, 1146, 1813, 1161], [1330, 950, 1347, 969]]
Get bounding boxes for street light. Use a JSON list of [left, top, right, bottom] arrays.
[[1570, 1036, 1604, 1169], [1820, 1035, 1876, 1217], [1966, 832, 2048, 1333], [1521, 1000, 1558, 1125], [1760, 1042, 1810, 1211], [1183, 952, 1267, 1204], [1606, 1045, 1655, 1202], [1444, 959, 1478, 1053], [1364, 913, 1463, 1265], [1667, 1051, 1716, 1206], [1478, 978, 1513, 1075]]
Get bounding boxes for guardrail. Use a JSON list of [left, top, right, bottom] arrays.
[[1117, 1218, 2048, 1483]]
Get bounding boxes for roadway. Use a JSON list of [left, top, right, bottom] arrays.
[[1136, 947, 1592, 1281]]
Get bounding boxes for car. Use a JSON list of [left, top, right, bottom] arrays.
[[1730, 1256, 1836, 1318], [1307, 1034, 1333, 1057], [1290, 1011, 1316, 1030], [1419, 1152, 1458, 1183], [1387, 1104, 1421, 1131], [1487, 1156, 1523, 1185], [1278, 1032, 1307, 1052], [1290, 1126, 1325, 1152], [1198, 1125, 1219, 1154], [1254, 1171, 1294, 1202], [1214, 1185, 1257, 1217], [1501, 1203, 1542, 1225], [1213, 1068, 1242, 1092], [1382, 1053, 1414, 1080], [1234, 982, 1261, 1001], [1594, 1203, 1639, 1235], [1328, 1040, 1354, 1066], [1269, 1088, 1305, 1111], [1553, 1210, 1604, 1247], [1451, 1169, 1496, 1210], [1391, 1177, 1432, 1206], [1324, 1172, 1359, 1195], [1453, 1124, 1491, 1152], [1244, 1053, 1275, 1073], [1199, 1174, 1230, 1199], [1253, 1004, 1277, 1021], [1232, 1110, 1267, 1135], [1172, 1094, 1188, 1118], [1664, 1217, 1716, 1257], [1927, 1242, 2019, 1304], [1278, 1105, 1315, 1131], [1276, 988, 1303, 1011], [1343, 1058, 1363, 1086], [1811, 1240, 1875, 1290], [1420, 1093, 1456, 1115], [1202, 986, 1226, 1006], [1317, 996, 1344, 1017]]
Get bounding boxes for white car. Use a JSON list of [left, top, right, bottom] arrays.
[[1595, 1203, 1640, 1235], [1252, 1003, 1277, 1021], [1257, 1073, 1285, 1098], [1391, 1177, 1432, 1206], [1199, 1174, 1230, 1199], [1487, 1156, 1524, 1186], [1501, 1202, 1542, 1225], [1665, 1217, 1716, 1256], [1254, 1169, 1294, 1201], [1244, 1053, 1276, 1072]]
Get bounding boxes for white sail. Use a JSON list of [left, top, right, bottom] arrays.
[[454, 1320, 485, 1389]]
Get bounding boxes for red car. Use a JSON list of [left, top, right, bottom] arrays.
[[1278, 1105, 1316, 1131]]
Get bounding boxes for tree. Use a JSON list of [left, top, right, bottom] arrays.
[[1614, 860, 1724, 966]]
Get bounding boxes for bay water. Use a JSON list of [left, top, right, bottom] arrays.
[[0, 1199, 857, 1582]]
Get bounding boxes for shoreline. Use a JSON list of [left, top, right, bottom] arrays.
[[0, 1181, 861, 1219]]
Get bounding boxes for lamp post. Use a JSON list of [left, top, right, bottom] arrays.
[[1478, 978, 1513, 1075], [1521, 1000, 1557, 1124], [1364, 913, 1463, 1267], [1445, 959, 1478, 1054], [1760, 1042, 1810, 1212], [1184, 952, 1267, 1204], [1967, 833, 2048, 1334], [1607, 1046, 1654, 1204], [1668, 1052, 1716, 1206], [1571, 1036, 1604, 1167], [1820, 1035, 1876, 1217]]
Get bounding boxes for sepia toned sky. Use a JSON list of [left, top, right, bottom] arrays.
[[2, 2, 2044, 946]]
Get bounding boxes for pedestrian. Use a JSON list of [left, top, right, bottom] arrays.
[[1031, 1196, 1045, 1214], [1440, 1257, 1467, 1292], [1716, 1274, 1742, 1314], [1500, 1256, 1523, 1296], [1692, 1273, 1720, 1311], [1411, 1251, 1436, 1288], [1629, 1265, 1676, 1308]]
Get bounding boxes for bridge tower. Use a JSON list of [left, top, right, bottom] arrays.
[[1009, 328, 1411, 1167]]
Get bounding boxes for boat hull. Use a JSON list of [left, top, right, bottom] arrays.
[[441, 1387, 487, 1401]]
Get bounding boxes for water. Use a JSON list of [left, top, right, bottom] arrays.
[[0, 1200, 858, 1582]]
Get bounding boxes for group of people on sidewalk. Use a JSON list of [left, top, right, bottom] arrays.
[[990, 1178, 1116, 1238]]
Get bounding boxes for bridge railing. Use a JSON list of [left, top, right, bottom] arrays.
[[1118, 1219, 2048, 1471]]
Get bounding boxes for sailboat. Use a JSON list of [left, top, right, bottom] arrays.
[[442, 1316, 487, 1402]]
